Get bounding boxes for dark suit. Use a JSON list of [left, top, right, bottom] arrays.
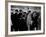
[[11, 13, 19, 31], [11, 13, 28, 31], [18, 18, 28, 31], [18, 13, 28, 31]]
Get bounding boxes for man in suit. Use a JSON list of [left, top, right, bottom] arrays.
[[11, 9, 19, 31], [18, 10, 28, 31]]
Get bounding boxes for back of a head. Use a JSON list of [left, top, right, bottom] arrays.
[[24, 12, 26, 14], [15, 9, 18, 13], [11, 12, 13, 15], [28, 11, 31, 13], [18, 12, 22, 17], [19, 9, 22, 13]]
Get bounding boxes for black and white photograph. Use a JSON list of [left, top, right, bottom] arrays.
[[8, 2, 44, 35]]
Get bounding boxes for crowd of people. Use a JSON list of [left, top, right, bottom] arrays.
[[11, 9, 41, 31]]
